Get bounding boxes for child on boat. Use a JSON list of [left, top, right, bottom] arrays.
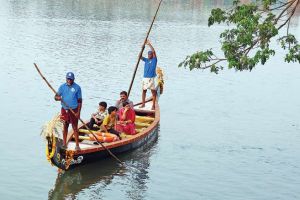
[[87, 101, 107, 130], [101, 106, 121, 139]]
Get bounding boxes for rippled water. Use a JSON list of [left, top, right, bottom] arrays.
[[1, 0, 300, 199]]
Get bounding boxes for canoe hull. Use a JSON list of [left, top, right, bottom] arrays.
[[50, 123, 159, 170]]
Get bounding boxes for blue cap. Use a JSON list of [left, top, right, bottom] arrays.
[[148, 50, 153, 55], [66, 72, 75, 80]]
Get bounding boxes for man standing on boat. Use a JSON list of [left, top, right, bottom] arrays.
[[55, 72, 82, 151], [140, 39, 157, 110]]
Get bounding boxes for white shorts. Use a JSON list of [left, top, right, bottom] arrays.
[[142, 78, 156, 90]]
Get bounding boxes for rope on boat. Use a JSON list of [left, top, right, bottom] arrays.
[[40, 114, 62, 139], [156, 67, 164, 95], [41, 114, 62, 162]]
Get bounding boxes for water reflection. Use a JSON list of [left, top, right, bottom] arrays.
[[48, 137, 158, 200], [48, 159, 124, 200]]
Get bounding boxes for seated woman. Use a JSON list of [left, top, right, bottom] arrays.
[[116, 102, 136, 135], [87, 101, 107, 130]]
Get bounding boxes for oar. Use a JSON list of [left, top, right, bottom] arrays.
[[127, 0, 163, 97], [33, 63, 124, 165]]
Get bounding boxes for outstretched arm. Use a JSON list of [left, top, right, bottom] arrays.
[[146, 39, 156, 58]]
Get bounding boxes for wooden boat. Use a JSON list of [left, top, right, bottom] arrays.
[[45, 83, 163, 171]]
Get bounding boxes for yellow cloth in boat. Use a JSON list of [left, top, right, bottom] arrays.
[[120, 132, 133, 139]]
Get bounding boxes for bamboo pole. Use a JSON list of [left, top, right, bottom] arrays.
[[127, 0, 163, 97]]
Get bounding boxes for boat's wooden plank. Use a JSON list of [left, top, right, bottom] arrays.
[[135, 122, 150, 128], [134, 101, 155, 113], [67, 141, 95, 150], [136, 115, 154, 122]]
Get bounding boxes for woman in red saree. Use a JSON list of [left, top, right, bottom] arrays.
[[116, 102, 136, 135]]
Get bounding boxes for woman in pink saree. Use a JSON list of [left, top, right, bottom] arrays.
[[116, 102, 136, 135]]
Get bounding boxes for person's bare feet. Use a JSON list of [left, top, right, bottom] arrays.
[[139, 104, 145, 108]]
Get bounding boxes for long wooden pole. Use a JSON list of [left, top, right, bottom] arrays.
[[33, 63, 124, 165], [127, 0, 163, 97]]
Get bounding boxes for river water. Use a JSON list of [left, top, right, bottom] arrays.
[[0, 0, 300, 199]]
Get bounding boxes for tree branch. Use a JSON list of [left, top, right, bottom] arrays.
[[203, 59, 227, 69], [278, 0, 299, 30], [275, 0, 297, 24], [268, 0, 295, 11]]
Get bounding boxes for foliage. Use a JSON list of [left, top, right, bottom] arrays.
[[179, 0, 300, 73]]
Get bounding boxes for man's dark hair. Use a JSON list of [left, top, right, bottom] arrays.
[[108, 106, 117, 114], [122, 101, 129, 107], [99, 101, 107, 109], [120, 91, 128, 96]]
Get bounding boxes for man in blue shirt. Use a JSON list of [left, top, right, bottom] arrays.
[[55, 72, 82, 151], [140, 39, 157, 110]]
